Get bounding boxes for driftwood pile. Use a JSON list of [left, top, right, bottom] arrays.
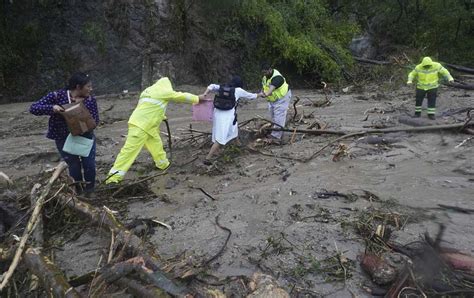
[[0, 163, 289, 297]]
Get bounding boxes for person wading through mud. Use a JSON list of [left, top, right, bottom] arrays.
[[106, 77, 206, 184], [202, 76, 260, 165], [407, 56, 454, 120], [30, 72, 99, 197], [258, 63, 292, 144]]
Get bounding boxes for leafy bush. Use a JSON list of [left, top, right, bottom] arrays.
[[236, 0, 359, 83]]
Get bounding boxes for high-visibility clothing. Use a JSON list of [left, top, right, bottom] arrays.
[[107, 77, 198, 183], [262, 69, 289, 102], [407, 57, 453, 91]]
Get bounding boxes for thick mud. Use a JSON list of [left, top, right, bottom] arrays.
[[1, 84, 473, 296]]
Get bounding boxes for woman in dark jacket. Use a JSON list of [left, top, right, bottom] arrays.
[[30, 72, 99, 196]]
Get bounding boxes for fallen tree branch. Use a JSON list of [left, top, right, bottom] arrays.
[[444, 63, 474, 75], [0, 162, 67, 291], [300, 122, 473, 162], [23, 247, 81, 298], [56, 194, 187, 296]]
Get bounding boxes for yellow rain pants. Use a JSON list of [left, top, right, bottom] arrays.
[[106, 77, 198, 183], [107, 124, 169, 183]]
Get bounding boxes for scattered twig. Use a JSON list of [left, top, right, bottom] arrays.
[[292, 96, 301, 122], [190, 186, 217, 201], [202, 216, 232, 266], [151, 219, 172, 230], [108, 230, 115, 263], [437, 204, 474, 214]]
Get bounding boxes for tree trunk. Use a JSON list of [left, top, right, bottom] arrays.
[[23, 247, 80, 298]]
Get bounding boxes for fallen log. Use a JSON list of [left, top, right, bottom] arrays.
[[96, 257, 169, 297], [353, 57, 391, 65], [56, 194, 187, 296], [0, 162, 67, 291], [23, 247, 80, 298], [271, 121, 472, 136], [444, 81, 474, 90], [301, 122, 472, 162], [113, 277, 167, 298], [444, 63, 474, 75]]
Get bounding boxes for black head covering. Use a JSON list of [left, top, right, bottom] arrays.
[[228, 76, 243, 88]]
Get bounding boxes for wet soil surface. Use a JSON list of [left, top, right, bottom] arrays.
[[1, 84, 473, 296]]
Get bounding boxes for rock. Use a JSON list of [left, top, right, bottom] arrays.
[[360, 253, 398, 285], [247, 273, 289, 298], [350, 34, 376, 59]]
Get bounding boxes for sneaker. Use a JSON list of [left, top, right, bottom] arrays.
[[428, 114, 436, 120], [264, 137, 282, 145]]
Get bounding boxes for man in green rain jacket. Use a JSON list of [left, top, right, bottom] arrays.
[[107, 77, 205, 183], [407, 57, 454, 119]]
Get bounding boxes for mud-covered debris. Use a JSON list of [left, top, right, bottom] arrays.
[[441, 251, 474, 273], [247, 272, 289, 298], [360, 252, 409, 285]]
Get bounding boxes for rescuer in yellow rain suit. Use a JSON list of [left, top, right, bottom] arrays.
[[106, 77, 205, 183], [407, 57, 454, 120]]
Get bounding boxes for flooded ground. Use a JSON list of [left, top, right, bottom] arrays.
[[0, 83, 473, 296]]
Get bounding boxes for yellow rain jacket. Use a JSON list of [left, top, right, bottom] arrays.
[[129, 77, 199, 131], [262, 69, 289, 102], [107, 77, 199, 183], [407, 57, 454, 90]]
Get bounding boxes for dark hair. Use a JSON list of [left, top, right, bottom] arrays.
[[261, 62, 272, 71], [228, 76, 243, 88], [67, 72, 90, 90]]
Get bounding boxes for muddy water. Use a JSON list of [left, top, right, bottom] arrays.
[[1, 85, 473, 296]]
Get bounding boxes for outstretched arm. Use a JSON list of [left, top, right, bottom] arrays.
[[439, 66, 454, 82], [30, 92, 63, 115], [407, 69, 417, 84]]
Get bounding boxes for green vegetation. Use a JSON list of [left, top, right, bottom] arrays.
[[336, 0, 474, 65], [238, 0, 358, 82], [200, 0, 473, 86]]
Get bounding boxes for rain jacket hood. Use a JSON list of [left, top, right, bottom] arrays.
[[420, 57, 433, 67]]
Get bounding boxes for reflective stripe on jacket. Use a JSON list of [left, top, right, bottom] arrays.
[[262, 69, 289, 102], [128, 77, 198, 132], [408, 59, 453, 91]]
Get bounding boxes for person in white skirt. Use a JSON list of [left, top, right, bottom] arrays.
[[203, 76, 260, 164]]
